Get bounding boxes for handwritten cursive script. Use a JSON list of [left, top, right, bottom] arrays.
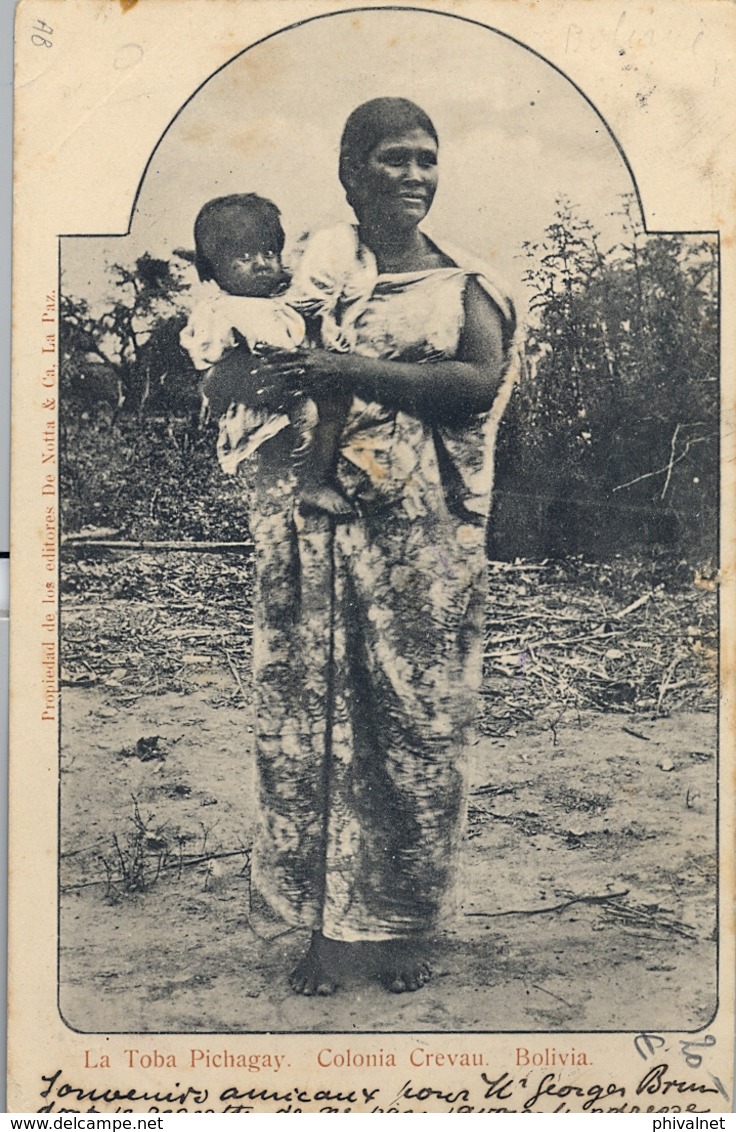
[[36, 1066, 728, 1114]]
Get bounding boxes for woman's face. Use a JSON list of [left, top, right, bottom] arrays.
[[350, 128, 439, 229]]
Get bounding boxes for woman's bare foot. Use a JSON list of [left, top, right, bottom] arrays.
[[289, 931, 342, 996], [300, 484, 355, 518], [378, 941, 432, 994]]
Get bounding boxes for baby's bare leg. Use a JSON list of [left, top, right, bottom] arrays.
[[299, 393, 354, 517]]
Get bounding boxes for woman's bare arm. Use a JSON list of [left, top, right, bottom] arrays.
[[257, 278, 507, 422]]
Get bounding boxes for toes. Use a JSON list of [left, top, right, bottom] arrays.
[[289, 958, 337, 996], [408, 967, 430, 990], [303, 973, 336, 996], [288, 970, 307, 994], [382, 962, 432, 993], [290, 971, 315, 996], [384, 972, 413, 993]]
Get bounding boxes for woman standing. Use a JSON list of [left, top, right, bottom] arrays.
[[207, 98, 516, 995]]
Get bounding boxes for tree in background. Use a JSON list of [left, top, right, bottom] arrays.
[[60, 253, 198, 419], [491, 196, 718, 565], [59, 253, 244, 541], [60, 209, 719, 563]]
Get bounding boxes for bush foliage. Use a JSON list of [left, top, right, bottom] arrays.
[[491, 197, 718, 564], [61, 199, 719, 565]]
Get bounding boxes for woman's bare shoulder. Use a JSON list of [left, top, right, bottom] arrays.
[[463, 276, 506, 332]]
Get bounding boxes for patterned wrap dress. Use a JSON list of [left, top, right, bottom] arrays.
[[242, 224, 516, 942]]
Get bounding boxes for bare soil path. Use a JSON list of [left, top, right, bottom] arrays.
[[60, 672, 716, 1034]]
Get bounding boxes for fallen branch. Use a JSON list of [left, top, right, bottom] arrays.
[[484, 628, 617, 660], [487, 561, 552, 572], [224, 649, 248, 704], [657, 656, 680, 713], [614, 592, 653, 619], [538, 654, 613, 681], [470, 785, 515, 798], [601, 902, 699, 941], [621, 726, 651, 741], [62, 538, 254, 552], [531, 983, 574, 1009], [61, 847, 250, 892], [465, 888, 630, 918]]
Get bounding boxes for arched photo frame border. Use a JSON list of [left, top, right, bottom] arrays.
[[55, 4, 722, 1040]]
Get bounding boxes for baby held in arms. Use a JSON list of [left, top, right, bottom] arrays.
[[180, 193, 353, 516]]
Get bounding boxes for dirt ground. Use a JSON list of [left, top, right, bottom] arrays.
[[59, 662, 717, 1035]]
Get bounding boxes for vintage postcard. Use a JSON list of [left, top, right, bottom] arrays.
[[9, 0, 735, 1113]]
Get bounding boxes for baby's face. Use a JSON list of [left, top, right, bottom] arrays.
[[214, 220, 284, 298]]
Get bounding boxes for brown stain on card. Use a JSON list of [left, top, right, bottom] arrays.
[[182, 120, 213, 146], [120, 0, 139, 10], [229, 125, 272, 158]]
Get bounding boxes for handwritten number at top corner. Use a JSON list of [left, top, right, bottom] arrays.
[[31, 19, 53, 48]]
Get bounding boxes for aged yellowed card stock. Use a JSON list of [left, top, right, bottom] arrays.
[[9, 0, 736, 1113]]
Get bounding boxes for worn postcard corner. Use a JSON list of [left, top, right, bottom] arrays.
[[8, 0, 736, 1114]]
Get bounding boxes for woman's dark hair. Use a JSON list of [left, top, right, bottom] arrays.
[[193, 193, 285, 282], [339, 98, 439, 212]]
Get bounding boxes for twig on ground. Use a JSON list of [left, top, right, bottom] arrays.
[[470, 785, 515, 798], [61, 847, 251, 892], [224, 649, 247, 704], [601, 902, 699, 941], [465, 888, 630, 919], [657, 656, 680, 714], [62, 537, 254, 551], [531, 983, 574, 1009], [622, 726, 651, 741], [615, 592, 654, 619], [487, 562, 551, 572]]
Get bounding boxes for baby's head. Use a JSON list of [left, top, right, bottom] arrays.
[[194, 194, 286, 298]]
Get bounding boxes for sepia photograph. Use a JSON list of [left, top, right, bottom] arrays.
[[9, 0, 734, 1112], [57, 6, 718, 1036]]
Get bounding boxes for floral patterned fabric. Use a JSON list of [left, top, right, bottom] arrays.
[[244, 243, 515, 941]]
